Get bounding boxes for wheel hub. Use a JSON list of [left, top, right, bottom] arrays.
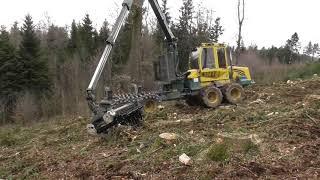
[[231, 88, 241, 99], [208, 92, 218, 104]]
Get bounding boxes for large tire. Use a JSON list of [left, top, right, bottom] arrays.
[[144, 99, 158, 113], [224, 83, 244, 104], [201, 86, 223, 108]]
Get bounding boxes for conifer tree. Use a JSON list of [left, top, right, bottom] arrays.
[[19, 14, 51, 93], [209, 17, 224, 43], [0, 27, 22, 121], [305, 42, 320, 61], [194, 9, 209, 45], [97, 19, 110, 49], [9, 21, 22, 49], [304, 41, 313, 58], [78, 14, 96, 60], [286, 32, 300, 54], [111, 11, 133, 73], [284, 32, 300, 64], [313, 43, 320, 60], [175, 0, 195, 71], [68, 20, 79, 54], [0, 28, 21, 94]]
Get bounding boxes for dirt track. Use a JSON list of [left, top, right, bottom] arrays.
[[0, 77, 319, 179]]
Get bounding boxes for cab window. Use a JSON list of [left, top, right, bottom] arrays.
[[189, 50, 199, 69], [201, 48, 215, 69], [217, 48, 227, 68], [190, 58, 199, 69]]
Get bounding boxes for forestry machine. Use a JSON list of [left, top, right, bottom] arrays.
[[86, 0, 253, 135]]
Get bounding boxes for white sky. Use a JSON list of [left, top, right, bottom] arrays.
[[1, 0, 319, 48]]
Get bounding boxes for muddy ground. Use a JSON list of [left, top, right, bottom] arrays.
[[0, 77, 319, 179]]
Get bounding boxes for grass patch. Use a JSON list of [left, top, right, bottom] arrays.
[[0, 127, 29, 147], [0, 158, 40, 179], [246, 112, 267, 123], [252, 62, 320, 85], [145, 111, 169, 122], [156, 143, 203, 161], [181, 144, 203, 156], [207, 143, 229, 162], [242, 141, 259, 154], [287, 63, 320, 80], [22, 165, 39, 179], [0, 133, 19, 146]]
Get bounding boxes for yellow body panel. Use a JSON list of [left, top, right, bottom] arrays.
[[200, 69, 229, 81], [231, 66, 252, 81], [188, 69, 199, 79]]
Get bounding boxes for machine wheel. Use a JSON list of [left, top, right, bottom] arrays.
[[201, 86, 223, 108], [144, 99, 158, 113], [224, 83, 244, 104]]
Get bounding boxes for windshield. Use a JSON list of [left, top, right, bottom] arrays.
[[217, 48, 226, 68], [201, 48, 215, 69]]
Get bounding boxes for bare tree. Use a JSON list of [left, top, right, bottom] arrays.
[[236, 0, 245, 65]]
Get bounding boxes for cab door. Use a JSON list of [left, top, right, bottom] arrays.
[[199, 47, 230, 84]]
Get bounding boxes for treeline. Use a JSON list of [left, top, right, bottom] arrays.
[[253, 33, 320, 65], [0, 0, 224, 123]]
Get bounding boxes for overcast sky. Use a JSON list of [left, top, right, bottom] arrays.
[[1, 0, 319, 48]]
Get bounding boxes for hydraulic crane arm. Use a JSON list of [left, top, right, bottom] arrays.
[[87, 0, 133, 95], [86, 0, 133, 115], [148, 0, 180, 79], [148, 0, 176, 44]]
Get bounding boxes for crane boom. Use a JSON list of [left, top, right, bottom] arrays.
[[87, 0, 133, 93], [148, 0, 176, 44]]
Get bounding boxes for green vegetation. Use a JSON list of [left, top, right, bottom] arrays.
[[246, 111, 267, 123], [287, 63, 320, 80], [242, 141, 259, 154], [207, 143, 230, 162], [0, 127, 30, 147], [252, 62, 320, 85], [0, 132, 19, 146]]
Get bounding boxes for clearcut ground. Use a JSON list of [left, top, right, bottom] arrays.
[[1, 77, 319, 179]]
